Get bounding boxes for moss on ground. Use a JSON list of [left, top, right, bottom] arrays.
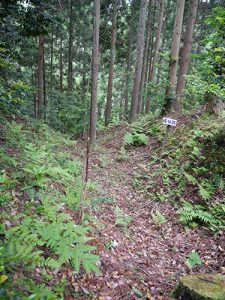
[[172, 274, 225, 300]]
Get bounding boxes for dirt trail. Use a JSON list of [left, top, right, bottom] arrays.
[[76, 127, 224, 300]]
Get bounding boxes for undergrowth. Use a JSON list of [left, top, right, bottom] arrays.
[[123, 114, 162, 147], [126, 113, 225, 231], [0, 115, 100, 299]]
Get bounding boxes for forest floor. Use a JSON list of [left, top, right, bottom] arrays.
[[74, 125, 224, 300]]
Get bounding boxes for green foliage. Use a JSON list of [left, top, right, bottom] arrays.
[[185, 251, 202, 269], [0, 117, 100, 298], [97, 154, 108, 168], [88, 195, 115, 209], [117, 147, 128, 161], [4, 215, 100, 274], [134, 114, 225, 231], [124, 132, 148, 146], [177, 202, 224, 230], [0, 247, 7, 285], [130, 114, 163, 140], [114, 206, 132, 227], [0, 71, 30, 115], [151, 210, 166, 225]]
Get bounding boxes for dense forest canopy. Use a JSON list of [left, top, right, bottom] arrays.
[[1, 0, 224, 136], [0, 0, 225, 299]]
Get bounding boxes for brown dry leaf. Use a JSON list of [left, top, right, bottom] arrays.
[[67, 268, 73, 278], [146, 291, 152, 299], [204, 260, 209, 266]]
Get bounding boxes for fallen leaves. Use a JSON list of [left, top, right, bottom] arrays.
[[72, 132, 225, 299]]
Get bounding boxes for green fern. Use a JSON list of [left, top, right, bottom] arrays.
[[114, 206, 132, 227], [183, 172, 198, 185], [198, 180, 215, 200], [123, 133, 133, 145], [151, 210, 166, 225], [4, 217, 100, 274], [177, 202, 221, 229], [123, 132, 148, 146], [198, 184, 211, 200]]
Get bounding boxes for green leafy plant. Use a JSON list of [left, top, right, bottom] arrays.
[[185, 251, 202, 269], [97, 154, 108, 168], [5, 216, 101, 274], [124, 132, 148, 146], [0, 247, 7, 285], [151, 210, 166, 225], [0, 118, 102, 298], [177, 202, 223, 230], [114, 206, 132, 227], [117, 147, 128, 162]]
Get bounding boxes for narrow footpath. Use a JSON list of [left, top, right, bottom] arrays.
[[75, 126, 224, 300]]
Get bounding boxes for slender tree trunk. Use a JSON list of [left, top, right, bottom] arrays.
[[142, 0, 156, 113], [105, 0, 117, 126], [50, 23, 54, 100], [33, 67, 37, 118], [60, 37, 63, 93], [124, 32, 132, 116], [129, 0, 148, 123], [145, 0, 165, 113], [174, 0, 198, 111], [67, 0, 73, 93], [162, 0, 185, 115], [90, 0, 100, 145], [82, 40, 87, 98], [137, 0, 153, 114], [43, 46, 46, 115], [37, 35, 44, 119]]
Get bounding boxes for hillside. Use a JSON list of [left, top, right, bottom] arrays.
[[0, 113, 224, 299]]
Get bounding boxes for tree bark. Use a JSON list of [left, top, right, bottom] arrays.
[[129, 0, 148, 123], [43, 45, 46, 115], [145, 0, 165, 113], [105, 0, 117, 127], [67, 0, 73, 93], [50, 23, 54, 100], [174, 0, 198, 111], [162, 0, 185, 115], [137, 0, 153, 114], [59, 37, 63, 93], [90, 0, 100, 145], [37, 35, 44, 119], [124, 31, 132, 116], [142, 0, 156, 113], [33, 67, 37, 118]]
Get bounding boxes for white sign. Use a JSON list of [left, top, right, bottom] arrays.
[[163, 117, 177, 127]]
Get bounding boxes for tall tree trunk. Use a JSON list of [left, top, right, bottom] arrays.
[[175, 0, 198, 111], [50, 24, 54, 101], [67, 0, 73, 93], [142, 0, 156, 113], [124, 32, 132, 116], [137, 0, 153, 114], [145, 0, 165, 113], [90, 0, 100, 145], [37, 35, 44, 119], [33, 67, 37, 118], [43, 46, 46, 116], [60, 37, 63, 93], [105, 0, 117, 127], [162, 0, 185, 115], [129, 0, 148, 123]]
